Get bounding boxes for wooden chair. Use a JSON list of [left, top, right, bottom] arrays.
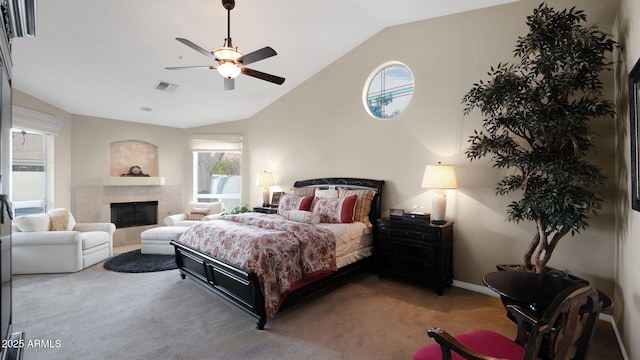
[[413, 285, 602, 360]]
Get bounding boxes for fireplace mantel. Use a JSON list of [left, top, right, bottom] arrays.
[[102, 177, 165, 186]]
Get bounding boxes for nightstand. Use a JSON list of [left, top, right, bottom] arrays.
[[376, 218, 454, 295], [252, 206, 277, 214]]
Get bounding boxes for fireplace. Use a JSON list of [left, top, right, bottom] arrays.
[[110, 201, 158, 228]]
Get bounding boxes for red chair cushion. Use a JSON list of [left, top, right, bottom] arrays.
[[413, 329, 528, 360]]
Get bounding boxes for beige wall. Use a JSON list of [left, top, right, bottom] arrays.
[[12, 90, 189, 214], [195, 0, 618, 296], [68, 114, 187, 187], [615, 0, 640, 357], [13, 0, 632, 355]]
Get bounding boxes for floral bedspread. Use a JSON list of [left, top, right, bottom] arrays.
[[176, 213, 337, 319]]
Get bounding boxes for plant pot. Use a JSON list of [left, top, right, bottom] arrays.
[[495, 264, 589, 285]]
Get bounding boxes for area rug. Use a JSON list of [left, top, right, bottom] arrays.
[[103, 249, 177, 273]]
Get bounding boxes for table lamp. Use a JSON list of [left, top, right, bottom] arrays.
[[421, 163, 457, 225], [256, 171, 275, 207]]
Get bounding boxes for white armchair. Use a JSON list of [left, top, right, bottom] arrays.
[[12, 208, 115, 274], [164, 201, 223, 227]]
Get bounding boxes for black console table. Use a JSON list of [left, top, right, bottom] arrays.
[[483, 271, 613, 315]]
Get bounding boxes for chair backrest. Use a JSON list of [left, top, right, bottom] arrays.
[[519, 285, 602, 360]]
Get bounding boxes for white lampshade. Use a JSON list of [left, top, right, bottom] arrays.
[[256, 171, 275, 207], [422, 163, 457, 225], [256, 171, 275, 187], [422, 164, 458, 189]]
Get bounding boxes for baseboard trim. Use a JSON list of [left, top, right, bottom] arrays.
[[452, 279, 629, 359]]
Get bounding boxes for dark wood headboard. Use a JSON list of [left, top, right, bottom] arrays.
[[292, 177, 385, 225]]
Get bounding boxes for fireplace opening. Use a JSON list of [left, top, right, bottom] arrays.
[[110, 201, 158, 228]]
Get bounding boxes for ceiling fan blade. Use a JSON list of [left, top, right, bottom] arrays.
[[224, 78, 235, 91], [242, 68, 285, 85], [238, 47, 277, 66], [175, 38, 216, 60], [165, 66, 216, 70]]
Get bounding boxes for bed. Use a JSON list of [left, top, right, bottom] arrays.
[[171, 177, 384, 329]]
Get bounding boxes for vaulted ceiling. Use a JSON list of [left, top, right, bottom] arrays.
[[17, 0, 620, 129]]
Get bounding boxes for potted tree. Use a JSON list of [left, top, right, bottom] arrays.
[[463, 3, 617, 274]]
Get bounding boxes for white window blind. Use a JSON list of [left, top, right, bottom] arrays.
[[191, 134, 242, 152], [12, 105, 61, 136]]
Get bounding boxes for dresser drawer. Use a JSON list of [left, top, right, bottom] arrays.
[[383, 255, 437, 280], [379, 237, 438, 262], [378, 225, 439, 242]]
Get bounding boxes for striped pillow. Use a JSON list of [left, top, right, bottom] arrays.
[[282, 210, 320, 224], [188, 211, 208, 220], [293, 187, 316, 197], [338, 188, 375, 226]]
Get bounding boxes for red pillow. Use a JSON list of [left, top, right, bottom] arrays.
[[277, 194, 314, 215], [311, 195, 357, 223]]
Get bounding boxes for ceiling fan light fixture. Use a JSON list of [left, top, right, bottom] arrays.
[[166, 0, 285, 88], [217, 62, 241, 79], [213, 47, 243, 61]]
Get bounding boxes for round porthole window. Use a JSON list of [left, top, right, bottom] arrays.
[[363, 61, 414, 120]]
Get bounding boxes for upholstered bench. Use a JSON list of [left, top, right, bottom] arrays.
[[140, 226, 189, 255]]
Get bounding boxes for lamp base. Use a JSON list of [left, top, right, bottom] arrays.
[[262, 187, 271, 208], [431, 220, 446, 225]]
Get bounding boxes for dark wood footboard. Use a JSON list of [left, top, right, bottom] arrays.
[[173, 239, 373, 329], [172, 240, 268, 329]]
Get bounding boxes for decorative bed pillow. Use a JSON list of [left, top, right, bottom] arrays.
[[293, 187, 316, 197], [14, 213, 51, 232], [188, 212, 208, 221], [338, 188, 375, 226], [48, 208, 70, 231], [278, 194, 314, 214], [188, 207, 210, 220], [315, 189, 338, 199], [311, 195, 358, 223], [282, 210, 320, 225]]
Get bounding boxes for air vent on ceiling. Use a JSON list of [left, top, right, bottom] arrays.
[[155, 81, 179, 93]]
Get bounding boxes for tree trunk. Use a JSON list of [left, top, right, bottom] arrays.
[[525, 220, 570, 274], [523, 233, 539, 271]]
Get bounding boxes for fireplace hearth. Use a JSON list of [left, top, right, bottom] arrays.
[[110, 201, 158, 228]]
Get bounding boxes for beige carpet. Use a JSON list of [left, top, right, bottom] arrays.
[[12, 263, 622, 360]]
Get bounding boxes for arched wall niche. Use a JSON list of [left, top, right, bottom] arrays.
[[109, 140, 159, 177]]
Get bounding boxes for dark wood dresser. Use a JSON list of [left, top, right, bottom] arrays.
[[376, 218, 454, 295]]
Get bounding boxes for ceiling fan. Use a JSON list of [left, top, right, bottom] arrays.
[[165, 0, 285, 91]]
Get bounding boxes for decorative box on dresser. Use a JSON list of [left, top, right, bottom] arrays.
[[252, 206, 277, 214], [375, 218, 454, 295]]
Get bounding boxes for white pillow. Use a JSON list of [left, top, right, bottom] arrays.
[[14, 213, 51, 232], [282, 210, 320, 225], [315, 189, 339, 199]]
